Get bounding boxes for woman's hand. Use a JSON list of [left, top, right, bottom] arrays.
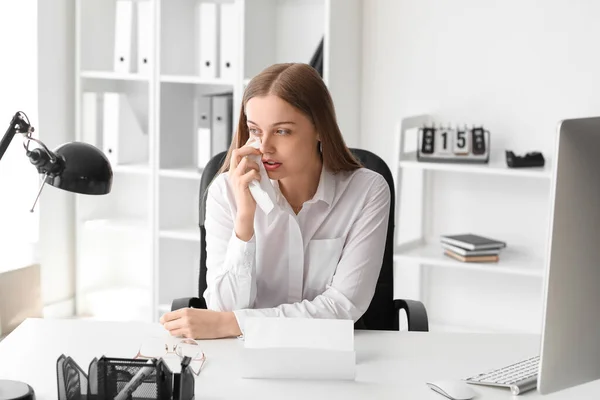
[[229, 144, 262, 241], [160, 308, 242, 339]]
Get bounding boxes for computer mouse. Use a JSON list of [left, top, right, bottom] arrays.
[[426, 379, 476, 400]]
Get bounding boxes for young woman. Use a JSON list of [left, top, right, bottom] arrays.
[[160, 63, 390, 339]]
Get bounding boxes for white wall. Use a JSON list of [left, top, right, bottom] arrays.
[[361, 0, 600, 333], [0, 1, 39, 269], [362, 0, 600, 165], [37, 0, 76, 317]]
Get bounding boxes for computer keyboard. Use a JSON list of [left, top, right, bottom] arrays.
[[464, 355, 540, 395]]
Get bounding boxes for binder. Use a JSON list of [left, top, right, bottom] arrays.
[[136, 0, 153, 75], [196, 95, 212, 169], [196, 2, 219, 79], [82, 92, 100, 147], [210, 93, 233, 156], [219, 3, 238, 81], [102, 92, 148, 166], [114, 0, 136, 73]]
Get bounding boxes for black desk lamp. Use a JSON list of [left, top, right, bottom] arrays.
[[0, 111, 113, 399], [0, 111, 113, 211]]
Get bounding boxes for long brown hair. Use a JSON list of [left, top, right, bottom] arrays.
[[218, 63, 361, 174]]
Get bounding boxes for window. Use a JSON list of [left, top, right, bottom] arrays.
[[0, 1, 39, 262]]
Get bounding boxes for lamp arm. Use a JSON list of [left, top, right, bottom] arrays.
[[0, 111, 63, 177], [24, 136, 57, 164], [0, 111, 33, 162]]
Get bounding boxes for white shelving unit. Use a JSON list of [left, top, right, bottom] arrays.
[[394, 242, 545, 278], [74, 0, 362, 322], [393, 115, 553, 332], [398, 152, 552, 179], [80, 71, 151, 82]]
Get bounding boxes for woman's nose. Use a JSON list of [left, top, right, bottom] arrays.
[[259, 134, 274, 153]]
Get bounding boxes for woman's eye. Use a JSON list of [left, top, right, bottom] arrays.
[[276, 129, 290, 135], [248, 128, 260, 135]]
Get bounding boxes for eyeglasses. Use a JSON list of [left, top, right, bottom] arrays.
[[134, 337, 206, 376]]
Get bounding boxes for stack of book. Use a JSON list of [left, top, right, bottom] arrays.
[[440, 234, 506, 263]]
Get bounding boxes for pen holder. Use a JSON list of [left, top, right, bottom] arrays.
[[57, 354, 195, 400], [94, 357, 172, 400]]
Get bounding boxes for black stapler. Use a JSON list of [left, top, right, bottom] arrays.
[[505, 150, 545, 168]]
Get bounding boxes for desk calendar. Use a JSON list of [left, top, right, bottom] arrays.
[[417, 125, 490, 163]]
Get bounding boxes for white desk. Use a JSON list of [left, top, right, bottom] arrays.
[[0, 318, 599, 399]]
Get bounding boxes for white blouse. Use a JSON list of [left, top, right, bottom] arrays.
[[203, 165, 391, 334]]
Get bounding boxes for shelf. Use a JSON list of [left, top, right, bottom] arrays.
[[160, 75, 235, 86], [159, 227, 200, 242], [393, 242, 544, 278], [398, 152, 552, 179], [113, 164, 151, 175], [83, 218, 149, 232], [159, 167, 203, 180], [80, 70, 150, 82]]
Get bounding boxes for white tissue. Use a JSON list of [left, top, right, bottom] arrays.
[[246, 138, 277, 214]]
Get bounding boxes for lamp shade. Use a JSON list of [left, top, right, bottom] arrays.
[[44, 142, 113, 195]]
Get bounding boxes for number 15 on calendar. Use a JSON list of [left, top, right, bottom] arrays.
[[417, 125, 490, 163], [435, 128, 470, 155]]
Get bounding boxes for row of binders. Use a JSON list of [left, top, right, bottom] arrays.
[[196, 93, 234, 169], [115, 0, 239, 80], [83, 92, 148, 167], [82, 91, 233, 169], [114, 0, 153, 75]]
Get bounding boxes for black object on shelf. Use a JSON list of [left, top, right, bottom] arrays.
[[505, 150, 545, 168], [56, 354, 195, 400]]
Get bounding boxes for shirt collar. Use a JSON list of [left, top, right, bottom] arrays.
[[273, 163, 335, 207], [311, 164, 335, 206]]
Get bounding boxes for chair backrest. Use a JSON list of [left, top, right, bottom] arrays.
[[197, 149, 397, 330]]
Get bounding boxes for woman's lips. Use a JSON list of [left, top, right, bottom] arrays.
[[263, 161, 282, 171]]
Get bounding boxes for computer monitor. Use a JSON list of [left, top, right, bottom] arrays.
[[538, 116, 600, 394]]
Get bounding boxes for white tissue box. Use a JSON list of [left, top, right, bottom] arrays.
[[240, 317, 356, 380]]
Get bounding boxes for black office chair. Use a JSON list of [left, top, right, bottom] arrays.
[[172, 149, 429, 331]]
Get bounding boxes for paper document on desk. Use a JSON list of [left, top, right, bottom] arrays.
[[241, 317, 355, 380]]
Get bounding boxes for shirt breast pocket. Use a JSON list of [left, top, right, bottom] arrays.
[[304, 237, 345, 300]]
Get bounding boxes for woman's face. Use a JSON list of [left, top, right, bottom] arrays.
[[245, 95, 320, 180]]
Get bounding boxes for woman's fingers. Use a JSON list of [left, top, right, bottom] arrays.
[[167, 328, 189, 338], [239, 169, 261, 187], [232, 158, 260, 189], [233, 156, 247, 176], [235, 158, 259, 175], [160, 308, 185, 324], [163, 318, 183, 332], [230, 146, 261, 170]]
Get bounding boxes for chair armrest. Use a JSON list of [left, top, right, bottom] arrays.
[[171, 297, 207, 311], [394, 299, 429, 332]]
